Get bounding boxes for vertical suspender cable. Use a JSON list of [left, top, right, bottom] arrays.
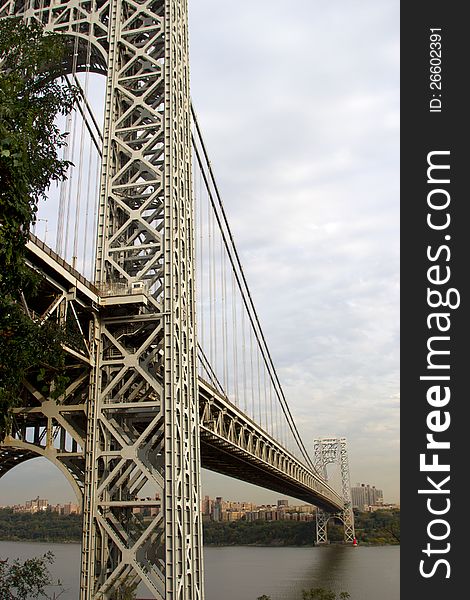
[[57, 112, 72, 256], [257, 347, 261, 426], [74, 37, 93, 271], [208, 196, 212, 367], [73, 97, 86, 269], [249, 321, 255, 420], [210, 207, 217, 377], [263, 363, 268, 433], [63, 35, 80, 263], [241, 303, 247, 414], [195, 162, 201, 354], [191, 106, 316, 469], [200, 174, 205, 353], [64, 106, 78, 262], [221, 236, 228, 392], [83, 137, 94, 275], [269, 377, 273, 437], [91, 151, 100, 282], [272, 386, 276, 440], [231, 270, 239, 405]]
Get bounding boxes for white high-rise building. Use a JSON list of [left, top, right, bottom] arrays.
[[351, 484, 384, 509]]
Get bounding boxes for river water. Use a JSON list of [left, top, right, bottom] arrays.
[[0, 541, 399, 599]]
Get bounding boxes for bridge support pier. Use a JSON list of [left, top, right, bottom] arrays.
[[0, 1, 204, 598], [313, 437, 355, 545]]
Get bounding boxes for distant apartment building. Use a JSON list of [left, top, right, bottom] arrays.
[[222, 511, 244, 522], [62, 502, 80, 515], [200, 495, 316, 522], [202, 495, 213, 516], [212, 497, 224, 522], [10, 498, 81, 515], [365, 503, 399, 512], [24, 497, 49, 513], [226, 501, 255, 512], [242, 504, 315, 522], [351, 484, 384, 510]]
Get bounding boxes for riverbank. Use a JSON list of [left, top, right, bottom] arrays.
[[202, 512, 400, 546], [0, 508, 400, 546], [0, 509, 82, 543]]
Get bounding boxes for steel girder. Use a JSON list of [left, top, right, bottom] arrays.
[[313, 437, 355, 544], [0, 1, 202, 599], [0, 0, 352, 591]]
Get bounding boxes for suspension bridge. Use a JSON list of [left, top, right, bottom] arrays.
[[0, 2, 354, 598]]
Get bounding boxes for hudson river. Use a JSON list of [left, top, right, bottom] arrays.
[[0, 541, 399, 599]]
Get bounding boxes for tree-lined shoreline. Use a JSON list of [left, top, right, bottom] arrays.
[[0, 508, 399, 546]]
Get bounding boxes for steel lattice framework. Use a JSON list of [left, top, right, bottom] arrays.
[[0, 2, 349, 597], [313, 437, 355, 544], [0, 1, 203, 598]]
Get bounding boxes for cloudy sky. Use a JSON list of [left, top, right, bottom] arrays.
[[0, 0, 399, 506], [189, 0, 400, 503]]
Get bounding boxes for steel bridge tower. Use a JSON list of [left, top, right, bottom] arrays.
[[313, 437, 355, 544], [0, 1, 203, 598]]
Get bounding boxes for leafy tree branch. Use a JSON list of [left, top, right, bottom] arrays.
[[0, 17, 78, 439]]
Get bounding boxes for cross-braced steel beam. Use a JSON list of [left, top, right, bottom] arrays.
[[0, 1, 203, 598]]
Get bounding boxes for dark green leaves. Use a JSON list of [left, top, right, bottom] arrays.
[[0, 17, 77, 295], [0, 18, 77, 439], [0, 551, 55, 599]]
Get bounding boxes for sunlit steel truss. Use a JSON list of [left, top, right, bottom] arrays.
[[199, 383, 342, 512], [0, 1, 202, 598], [0, 237, 96, 505]]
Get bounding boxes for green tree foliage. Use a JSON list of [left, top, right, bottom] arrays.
[[257, 590, 350, 600], [0, 508, 400, 546], [203, 519, 317, 547], [0, 551, 65, 599], [301, 589, 350, 600], [354, 510, 400, 545], [0, 508, 83, 542], [195, 513, 401, 547], [0, 17, 77, 438]]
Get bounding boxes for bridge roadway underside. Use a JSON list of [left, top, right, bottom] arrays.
[[200, 435, 339, 511]]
